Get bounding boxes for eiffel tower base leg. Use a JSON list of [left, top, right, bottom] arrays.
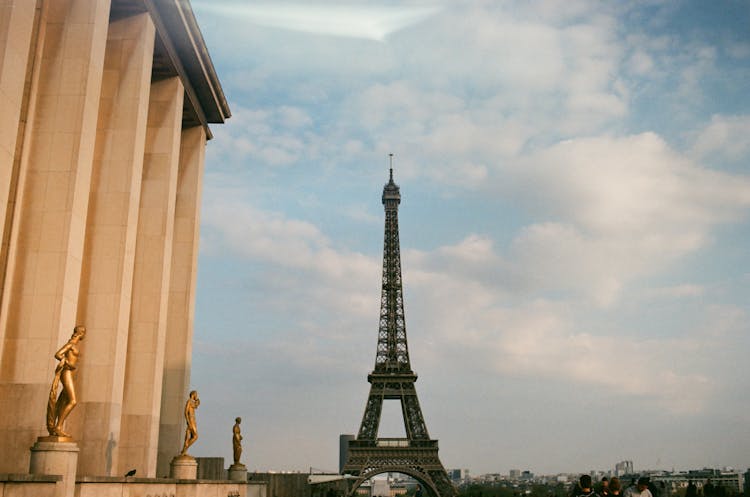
[[342, 445, 457, 497]]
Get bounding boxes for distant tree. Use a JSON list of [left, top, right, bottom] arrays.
[[459, 483, 515, 497], [460, 483, 562, 497]]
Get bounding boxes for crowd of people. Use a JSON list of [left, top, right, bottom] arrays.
[[571, 475, 666, 497], [570, 475, 730, 497]]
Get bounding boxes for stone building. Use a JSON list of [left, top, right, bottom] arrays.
[[0, 0, 229, 481]]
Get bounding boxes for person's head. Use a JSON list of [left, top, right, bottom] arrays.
[[637, 477, 649, 491], [602, 477, 610, 489], [72, 325, 86, 340], [189, 390, 198, 399], [236, 417, 241, 423], [580, 475, 593, 491], [610, 478, 621, 493]]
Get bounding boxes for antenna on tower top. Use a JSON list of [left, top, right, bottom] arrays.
[[389, 153, 394, 181]]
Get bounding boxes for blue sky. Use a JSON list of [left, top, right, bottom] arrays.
[[186, 0, 750, 475]]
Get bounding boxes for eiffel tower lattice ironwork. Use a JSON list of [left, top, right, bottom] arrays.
[[342, 162, 456, 497]]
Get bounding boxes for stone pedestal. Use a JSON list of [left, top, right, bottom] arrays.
[[170, 454, 197, 479], [29, 437, 79, 497], [228, 462, 247, 482]]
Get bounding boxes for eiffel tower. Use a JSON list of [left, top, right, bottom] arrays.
[[342, 159, 456, 497]]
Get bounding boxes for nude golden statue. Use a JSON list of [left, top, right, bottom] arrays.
[[46, 325, 85, 438], [180, 390, 200, 455], [232, 417, 243, 465]]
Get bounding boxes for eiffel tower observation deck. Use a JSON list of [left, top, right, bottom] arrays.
[[342, 158, 456, 497]]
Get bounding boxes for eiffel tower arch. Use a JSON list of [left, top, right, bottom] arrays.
[[342, 160, 456, 497]]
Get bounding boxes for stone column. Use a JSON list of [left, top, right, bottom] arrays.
[[0, 0, 110, 474], [0, 0, 38, 310], [29, 439, 79, 497], [157, 125, 206, 478], [170, 454, 197, 480], [120, 76, 184, 478], [75, 12, 154, 477], [229, 463, 248, 482]]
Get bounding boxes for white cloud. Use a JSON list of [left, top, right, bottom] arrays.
[[677, 45, 717, 100], [628, 50, 655, 75], [516, 133, 750, 236], [201, 193, 381, 318], [510, 223, 628, 306], [342, 203, 380, 224], [401, 241, 714, 413], [692, 114, 750, 163], [203, 1, 638, 183], [278, 106, 314, 128], [646, 284, 705, 299], [498, 133, 750, 305], [491, 316, 712, 413], [208, 104, 314, 168], [439, 234, 495, 263], [204, 198, 361, 271]]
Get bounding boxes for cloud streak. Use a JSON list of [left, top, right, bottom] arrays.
[[193, 2, 442, 41]]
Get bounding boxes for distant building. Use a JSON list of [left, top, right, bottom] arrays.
[[510, 469, 522, 480], [340, 434, 355, 473], [688, 469, 744, 494], [447, 468, 470, 483], [615, 461, 634, 477], [372, 479, 391, 497], [389, 485, 409, 496], [650, 469, 745, 494], [308, 474, 350, 497], [356, 485, 371, 496]]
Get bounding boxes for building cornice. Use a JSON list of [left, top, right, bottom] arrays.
[[141, 0, 230, 138]]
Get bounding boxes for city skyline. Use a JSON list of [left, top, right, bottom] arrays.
[[187, 0, 749, 475]]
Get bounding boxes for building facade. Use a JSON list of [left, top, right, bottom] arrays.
[[651, 469, 746, 495], [0, 0, 229, 480]]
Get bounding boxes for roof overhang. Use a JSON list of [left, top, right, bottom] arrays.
[[110, 0, 231, 139]]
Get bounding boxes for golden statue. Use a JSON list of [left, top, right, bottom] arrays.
[[232, 417, 243, 464], [46, 325, 86, 438], [180, 390, 200, 455]]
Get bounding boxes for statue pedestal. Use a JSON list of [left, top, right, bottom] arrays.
[[170, 454, 197, 479], [228, 462, 247, 482], [30, 437, 79, 497]]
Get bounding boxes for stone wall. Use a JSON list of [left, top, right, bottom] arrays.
[[249, 473, 311, 497], [196, 457, 226, 480], [76, 477, 266, 497], [0, 474, 60, 497]]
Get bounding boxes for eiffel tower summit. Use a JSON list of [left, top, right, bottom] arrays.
[[343, 157, 456, 497]]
